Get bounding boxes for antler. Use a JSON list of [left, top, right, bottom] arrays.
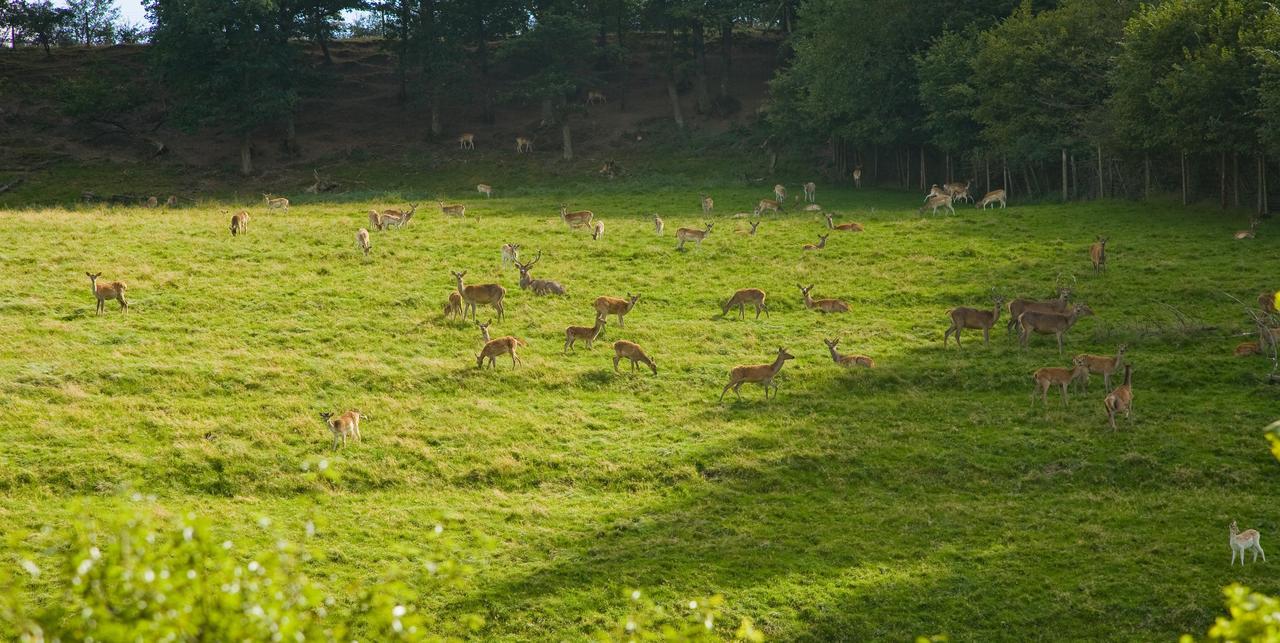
[[527, 250, 541, 268]]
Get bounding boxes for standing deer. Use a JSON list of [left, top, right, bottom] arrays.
[[87, 272, 127, 315], [319, 410, 362, 451], [165, 195, 177, 208], [1230, 521, 1266, 565], [1075, 344, 1127, 392], [943, 295, 1004, 347], [380, 203, 417, 229], [1103, 363, 1133, 429], [977, 189, 1006, 209], [701, 195, 714, 214], [263, 194, 289, 211], [773, 184, 786, 202], [675, 223, 713, 250], [944, 180, 973, 202], [1018, 304, 1095, 354], [515, 251, 566, 296], [719, 348, 795, 402], [1031, 356, 1090, 407], [654, 215, 664, 235], [516, 136, 533, 153], [803, 182, 816, 203], [824, 213, 863, 232], [924, 184, 947, 201], [501, 243, 521, 267], [458, 133, 475, 149], [1235, 219, 1258, 239], [443, 291, 463, 319], [230, 211, 249, 236], [802, 234, 829, 251], [586, 90, 607, 105], [439, 201, 466, 218], [852, 165, 863, 188], [560, 205, 594, 229], [754, 198, 782, 215], [1007, 290, 1072, 334], [920, 193, 955, 215], [368, 210, 385, 231], [1090, 236, 1108, 273], [823, 338, 874, 368], [356, 228, 371, 256], [592, 220, 605, 241], [613, 340, 657, 375], [594, 293, 640, 327], [798, 284, 850, 313], [477, 336, 525, 369], [477, 183, 493, 198], [451, 270, 506, 321], [146, 196, 159, 208], [564, 314, 607, 352], [721, 288, 768, 320]]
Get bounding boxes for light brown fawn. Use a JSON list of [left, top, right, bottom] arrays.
[[1007, 289, 1071, 334], [721, 288, 768, 320], [653, 215, 664, 235], [564, 314, 607, 352], [230, 210, 249, 236], [977, 189, 1006, 209], [477, 183, 493, 198], [803, 182, 816, 203], [263, 194, 289, 211], [944, 180, 972, 202], [754, 198, 782, 215], [1031, 356, 1089, 407], [852, 165, 863, 188], [560, 205, 594, 229], [87, 272, 128, 314], [748, 220, 761, 235], [515, 251, 566, 296], [439, 200, 466, 218], [1230, 521, 1266, 565], [592, 220, 605, 241], [501, 243, 521, 267], [458, 133, 475, 149], [368, 210, 384, 231], [452, 270, 506, 321], [380, 203, 417, 228], [594, 293, 640, 327], [476, 318, 491, 342], [824, 212, 863, 232], [920, 193, 954, 215], [320, 410, 362, 451], [719, 348, 795, 402], [1103, 363, 1133, 430], [477, 336, 525, 369], [701, 195, 714, 214], [1018, 304, 1095, 354], [802, 234, 829, 251], [613, 340, 657, 375], [356, 228, 371, 256], [773, 184, 786, 202], [1075, 344, 1127, 392], [1235, 341, 1262, 357], [675, 222, 713, 250], [443, 291, 463, 319], [516, 136, 533, 153], [1090, 236, 1108, 273], [798, 284, 850, 313], [944, 295, 1004, 347], [824, 338, 874, 369]]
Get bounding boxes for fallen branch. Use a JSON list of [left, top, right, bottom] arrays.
[[0, 176, 25, 194]]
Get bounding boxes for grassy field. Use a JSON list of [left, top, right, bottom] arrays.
[[1, 178, 1277, 641]]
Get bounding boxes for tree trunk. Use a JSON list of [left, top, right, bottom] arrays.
[[1234, 152, 1241, 208], [541, 98, 553, 126], [477, 17, 494, 123], [690, 20, 711, 114], [945, 152, 951, 182], [561, 122, 573, 161], [1003, 155, 1010, 199], [1143, 154, 1151, 199], [1181, 150, 1188, 206], [284, 115, 298, 156], [718, 21, 733, 99], [666, 81, 684, 129], [919, 146, 926, 190], [430, 100, 442, 139], [665, 26, 683, 129], [1096, 144, 1104, 200], [985, 155, 990, 194], [1061, 148, 1068, 201], [239, 133, 253, 176], [1220, 151, 1227, 209]]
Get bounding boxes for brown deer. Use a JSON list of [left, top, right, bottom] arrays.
[[560, 205, 594, 229], [263, 194, 289, 211], [594, 293, 640, 327], [676, 222, 713, 250], [721, 288, 768, 320], [230, 210, 249, 236], [586, 90, 607, 105], [146, 196, 159, 208], [1260, 290, 1278, 315], [943, 294, 1004, 347], [920, 193, 955, 215], [1235, 341, 1262, 357], [798, 284, 850, 313], [977, 189, 1006, 209], [1031, 356, 1090, 407], [773, 184, 786, 202], [802, 234, 829, 251], [924, 184, 947, 201], [476, 318, 491, 343], [515, 251, 566, 296], [1075, 344, 1127, 392], [477, 183, 493, 198], [356, 228, 371, 256], [852, 165, 863, 188], [701, 195, 714, 214], [823, 338, 874, 368], [754, 198, 782, 215], [564, 314, 607, 352], [654, 215, 664, 235], [1090, 236, 1108, 273], [319, 410, 362, 451], [1103, 364, 1133, 430], [803, 182, 816, 203], [613, 340, 657, 375], [824, 213, 863, 232], [452, 270, 506, 321], [1230, 521, 1266, 565], [87, 272, 128, 315], [501, 243, 521, 267], [380, 203, 417, 229], [443, 291, 463, 319], [592, 220, 605, 241], [944, 180, 973, 203], [748, 220, 761, 235], [368, 210, 385, 231], [458, 133, 475, 149], [1007, 290, 1072, 334], [165, 195, 177, 208], [719, 348, 795, 402], [1018, 304, 1095, 354], [516, 136, 533, 153], [439, 200, 466, 218], [1234, 219, 1258, 239], [477, 336, 525, 369]]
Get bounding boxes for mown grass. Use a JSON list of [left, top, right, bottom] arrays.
[[1, 180, 1277, 640]]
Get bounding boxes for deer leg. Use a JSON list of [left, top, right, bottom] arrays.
[[1059, 383, 1068, 407], [613, 355, 621, 372], [983, 328, 990, 345], [1103, 372, 1110, 390], [617, 314, 624, 328], [719, 382, 734, 402]]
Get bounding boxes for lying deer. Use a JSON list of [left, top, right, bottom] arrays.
[[1090, 236, 1108, 273], [515, 251, 566, 296], [476, 318, 491, 343], [458, 133, 475, 149], [803, 182, 816, 203], [592, 220, 605, 241], [439, 200, 466, 218], [564, 314, 607, 352], [477, 336, 525, 369], [824, 212, 863, 232], [676, 222, 713, 250], [87, 272, 128, 315], [1031, 356, 1089, 407], [920, 193, 954, 215], [977, 189, 1006, 209], [823, 338, 874, 368], [356, 228, 371, 256], [719, 347, 795, 402], [319, 410, 362, 451], [516, 136, 533, 153], [1075, 344, 1127, 392], [802, 234, 829, 251], [1235, 341, 1262, 357], [1103, 363, 1132, 430], [477, 183, 493, 198], [944, 295, 1004, 347], [1018, 303, 1094, 354], [701, 195, 714, 214], [748, 221, 761, 236], [1008, 290, 1071, 334], [560, 205, 594, 229], [594, 293, 640, 328], [798, 284, 849, 313], [263, 194, 289, 211], [653, 215, 664, 235], [1234, 219, 1258, 240], [230, 210, 249, 236], [443, 291, 463, 319], [1230, 521, 1266, 565], [613, 340, 657, 375], [452, 270, 506, 321], [721, 288, 768, 320]]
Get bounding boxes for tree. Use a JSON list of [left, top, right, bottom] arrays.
[[915, 28, 982, 179], [8, 0, 73, 56], [294, 0, 363, 65], [64, 0, 119, 46], [497, 12, 597, 160], [442, 0, 526, 123]]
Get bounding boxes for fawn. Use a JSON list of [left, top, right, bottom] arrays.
[[613, 340, 657, 375], [87, 272, 128, 314], [477, 336, 525, 369], [1230, 521, 1266, 565], [1090, 236, 1108, 273], [798, 284, 849, 313], [1103, 364, 1133, 430], [564, 314, 607, 352], [320, 410, 362, 451], [1075, 344, 1127, 392], [719, 348, 795, 402], [1031, 356, 1089, 407], [823, 338, 874, 368]]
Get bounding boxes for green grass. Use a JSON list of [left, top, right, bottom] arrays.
[[1, 181, 1277, 641]]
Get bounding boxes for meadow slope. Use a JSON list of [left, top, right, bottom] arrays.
[[1, 183, 1277, 640]]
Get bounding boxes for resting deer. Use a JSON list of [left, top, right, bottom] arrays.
[[613, 340, 657, 375], [1007, 290, 1072, 334], [477, 183, 493, 198], [443, 291, 463, 319], [452, 270, 506, 321], [230, 210, 249, 236], [825, 213, 863, 232], [564, 314, 607, 352], [458, 133, 475, 149], [319, 410, 362, 451], [516, 136, 533, 153], [773, 184, 786, 202], [594, 293, 640, 327], [1031, 356, 1089, 407], [824, 338, 874, 369], [1235, 341, 1262, 357], [586, 90, 607, 105], [748, 220, 761, 235], [87, 272, 127, 315], [1075, 344, 1127, 392], [1090, 236, 1108, 273], [852, 165, 863, 188], [368, 210, 385, 231], [501, 243, 521, 267], [676, 222, 713, 250], [515, 251, 566, 296], [977, 189, 1006, 209], [477, 336, 525, 369], [798, 284, 849, 313], [592, 220, 605, 241], [165, 195, 177, 208], [653, 215, 664, 235], [701, 195, 714, 214], [803, 182, 816, 203], [1235, 219, 1258, 240], [754, 198, 782, 215], [263, 194, 289, 211], [944, 295, 1004, 347], [439, 200, 466, 218], [803, 204, 823, 212], [802, 234, 829, 251], [1103, 363, 1133, 429], [1230, 521, 1266, 565], [356, 228, 371, 256], [719, 347, 795, 402], [721, 288, 768, 320], [560, 205, 594, 229], [476, 319, 491, 343], [1018, 303, 1095, 354], [920, 193, 955, 215]]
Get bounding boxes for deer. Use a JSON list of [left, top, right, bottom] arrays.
[[592, 220, 605, 241], [1230, 521, 1266, 565], [368, 210, 385, 231], [439, 201, 466, 218], [1259, 290, 1278, 315], [676, 223, 713, 251], [824, 212, 863, 232], [1007, 290, 1072, 334], [653, 215, 664, 235], [564, 314, 607, 352], [852, 165, 863, 188], [977, 189, 1006, 209], [586, 90, 607, 105], [613, 340, 657, 375], [803, 181, 816, 203], [773, 184, 786, 202], [263, 194, 289, 211], [356, 228, 371, 256], [477, 183, 493, 198], [1088, 236, 1110, 273], [1103, 363, 1133, 430], [1075, 344, 1127, 392], [319, 410, 362, 451], [443, 291, 463, 319], [560, 205, 594, 229], [755, 198, 782, 216], [516, 136, 533, 153], [1031, 356, 1090, 407], [802, 234, 829, 251], [719, 347, 795, 402], [803, 204, 823, 212], [944, 180, 972, 202], [451, 270, 506, 321], [515, 251, 566, 296], [476, 318, 491, 343], [380, 203, 417, 228], [146, 196, 159, 208], [823, 338, 874, 369], [501, 243, 521, 267], [748, 220, 761, 236], [594, 293, 640, 327], [477, 336, 525, 369], [701, 195, 714, 214], [1235, 219, 1258, 240], [920, 193, 955, 216], [230, 210, 249, 236], [1018, 304, 1095, 354], [794, 284, 847, 313], [86, 272, 127, 315], [720, 288, 768, 320], [943, 294, 1004, 347], [165, 195, 177, 208], [458, 133, 475, 150]]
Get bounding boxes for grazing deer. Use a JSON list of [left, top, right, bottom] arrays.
[[654, 215, 664, 235], [919, 193, 955, 215], [477, 336, 525, 369], [501, 243, 521, 267], [1235, 219, 1258, 239], [458, 133, 475, 149], [451, 270, 507, 321], [559, 205, 594, 229], [594, 293, 640, 327], [701, 195, 714, 214], [852, 165, 863, 188], [1075, 344, 1127, 392], [798, 284, 850, 313], [1018, 304, 1095, 354], [754, 199, 782, 215], [823, 338, 874, 369], [586, 90, 607, 105], [943, 295, 1004, 347], [476, 319, 491, 343], [477, 183, 493, 198], [613, 340, 657, 375], [977, 189, 1006, 209], [721, 288, 768, 320], [86, 272, 127, 315], [439, 200, 466, 218], [803, 182, 816, 203], [263, 194, 289, 211], [516, 136, 533, 153], [1031, 356, 1089, 407], [748, 220, 761, 236], [515, 251, 566, 296], [368, 210, 385, 231], [1090, 236, 1108, 273], [356, 228, 371, 256], [944, 180, 973, 202], [824, 212, 863, 232], [146, 196, 159, 208], [719, 347, 795, 402], [676, 222, 713, 250], [1230, 521, 1266, 565], [165, 195, 177, 208], [443, 291, 463, 319], [1007, 290, 1072, 334], [592, 220, 605, 241], [230, 210, 249, 236], [564, 314, 607, 352], [802, 234, 829, 251], [1103, 363, 1133, 429], [774, 184, 786, 202], [1235, 341, 1262, 357], [319, 410, 362, 451]]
